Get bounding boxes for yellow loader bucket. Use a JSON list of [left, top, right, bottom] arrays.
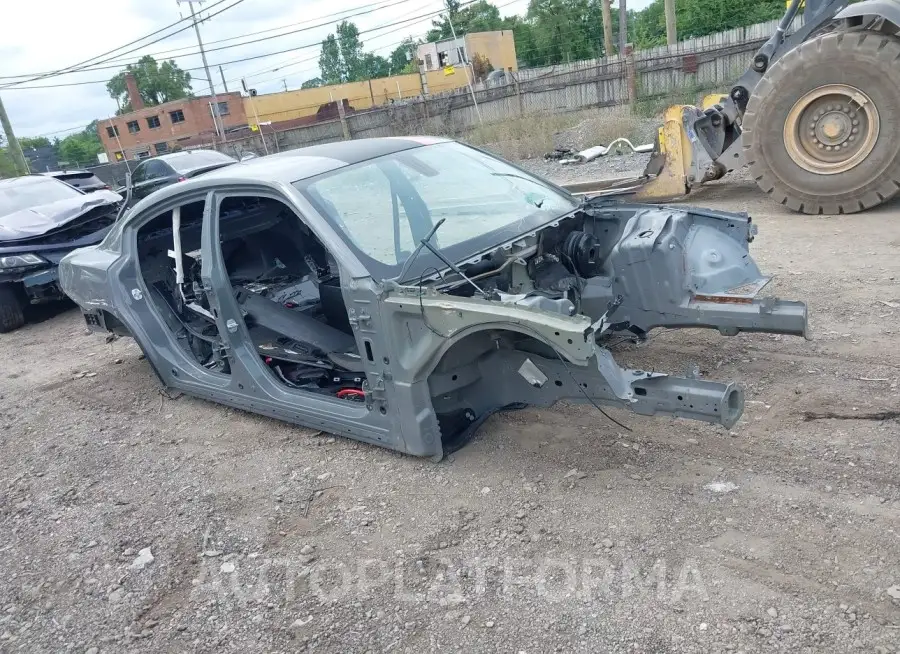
[[633, 105, 694, 202], [701, 93, 728, 110]]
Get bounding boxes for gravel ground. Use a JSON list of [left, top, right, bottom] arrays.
[[1, 176, 900, 653]]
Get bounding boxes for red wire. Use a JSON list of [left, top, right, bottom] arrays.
[[337, 388, 364, 399]]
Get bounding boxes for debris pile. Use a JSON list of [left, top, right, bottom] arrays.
[[545, 137, 654, 165]]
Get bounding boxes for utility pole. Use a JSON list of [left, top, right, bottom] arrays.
[[219, 65, 229, 92], [282, 80, 288, 92], [447, 12, 482, 124], [0, 94, 28, 175], [664, 0, 677, 45], [182, 0, 224, 143], [618, 0, 627, 56], [600, 0, 614, 58]]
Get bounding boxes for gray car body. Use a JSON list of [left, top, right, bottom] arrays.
[[59, 137, 808, 459]]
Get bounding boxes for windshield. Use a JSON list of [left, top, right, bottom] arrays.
[[295, 142, 578, 281], [0, 177, 82, 215]]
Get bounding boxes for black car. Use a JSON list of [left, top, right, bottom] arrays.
[[0, 175, 121, 332], [40, 170, 110, 193], [127, 150, 237, 205]]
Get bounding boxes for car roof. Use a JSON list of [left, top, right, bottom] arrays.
[[202, 136, 451, 185], [124, 137, 452, 215], [0, 175, 66, 188], [40, 170, 95, 177]]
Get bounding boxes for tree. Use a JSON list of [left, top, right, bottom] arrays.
[[389, 37, 420, 74], [107, 55, 192, 113], [319, 35, 343, 85], [57, 122, 103, 166], [629, 0, 785, 48], [363, 54, 391, 80], [337, 21, 365, 82], [301, 77, 324, 89], [427, 0, 504, 41], [316, 20, 393, 83], [18, 136, 51, 150], [0, 150, 18, 178]]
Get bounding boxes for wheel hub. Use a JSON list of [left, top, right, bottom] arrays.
[[784, 84, 880, 175]]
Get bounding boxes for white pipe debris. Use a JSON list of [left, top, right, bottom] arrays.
[[560, 138, 654, 165]]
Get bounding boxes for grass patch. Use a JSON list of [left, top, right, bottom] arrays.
[[462, 106, 656, 160], [632, 83, 726, 118], [463, 112, 587, 159]]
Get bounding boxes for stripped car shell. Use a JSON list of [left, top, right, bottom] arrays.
[[59, 137, 807, 459]]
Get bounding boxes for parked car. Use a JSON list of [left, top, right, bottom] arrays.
[[126, 150, 237, 205], [59, 137, 807, 459], [0, 175, 121, 332], [40, 170, 110, 193]]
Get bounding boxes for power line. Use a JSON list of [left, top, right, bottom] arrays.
[[6, 0, 470, 91], [0, 0, 245, 90], [226, 0, 493, 87], [100, 0, 417, 72], [239, 0, 523, 88], [0, 0, 407, 79], [3, 18, 671, 94], [0, 0, 420, 82]]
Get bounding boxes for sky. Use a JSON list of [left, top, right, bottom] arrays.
[[1, 0, 653, 139]]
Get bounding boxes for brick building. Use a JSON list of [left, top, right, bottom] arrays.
[[98, 74, 248, 161]]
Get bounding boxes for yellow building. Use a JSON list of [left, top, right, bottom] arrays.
[[242, 30, 517, 127]]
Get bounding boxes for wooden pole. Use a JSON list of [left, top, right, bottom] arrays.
[[618, 0, 627, 56], [0, 94, 28, 175], [625, 44, 637, 104], [601, 0, 614, 58], [664, 0, 677, 45]]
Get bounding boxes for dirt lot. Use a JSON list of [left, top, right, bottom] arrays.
[[1, 174, 899, 654]]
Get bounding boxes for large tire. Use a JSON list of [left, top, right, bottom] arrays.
[[0, 285, 25, 333], [743, 31, 900, 215]]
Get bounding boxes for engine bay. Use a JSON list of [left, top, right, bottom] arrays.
[[408, 198, 806, 341]]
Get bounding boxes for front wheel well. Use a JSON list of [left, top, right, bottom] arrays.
[[425, 329, 556, 453]]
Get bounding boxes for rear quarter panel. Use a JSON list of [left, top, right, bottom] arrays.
[[58, 245, 119, 310]]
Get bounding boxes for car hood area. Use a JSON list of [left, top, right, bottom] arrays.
[[0, 189, 121, 242]]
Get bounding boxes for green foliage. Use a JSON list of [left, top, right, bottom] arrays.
[[57, 122, 103, 166], [0, 149, 18, 178], [363, 53, 391, 80], [319, 35, 343, 85], [107, 55, 192, 113], [301, 77, 324, 89], [337, 21, 366, 81], [427, 0, 505, 41], [389, 37, 420, 75], [419, 0, 788, 67], [309, 0, 786, 87], [18, 136, 51, 150], [630, 0, 785, 47], [318, 21, 406, 83]]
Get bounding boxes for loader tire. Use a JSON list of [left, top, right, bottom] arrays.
[[0, 285, 25, 333], [743, 31, 900, 215]]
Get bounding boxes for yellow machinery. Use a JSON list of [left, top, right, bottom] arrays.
[[615, 0, 900, 214]]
